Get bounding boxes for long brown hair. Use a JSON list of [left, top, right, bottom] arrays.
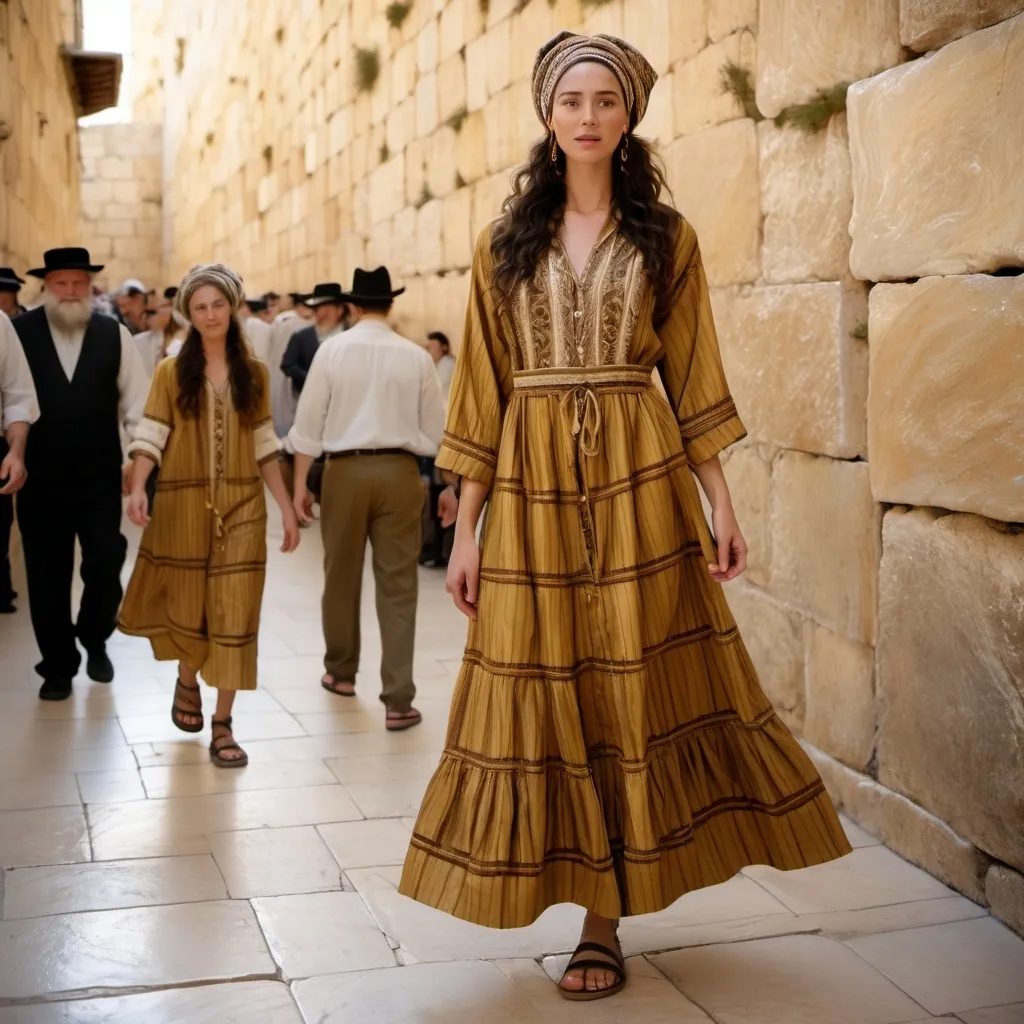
[[490, 133, 680, 323], [175, 315, 263, 422]]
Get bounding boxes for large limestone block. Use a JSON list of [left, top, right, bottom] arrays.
[[442, 187, 473, 270], [471, 172, 509, 242], [723, 582, 805, 731], [485, 88, 518, 174], [391, 41, 417, 104], [759, 114, 853, 284], [669, 1, 707, 64], [417, 15, 438, 74], [708, 0, 759, 42], [877, 509, 1024, 872], [770, 452, 880, 645], [405, 137, 429, 208], [465, 35, 489, 113], [757, 0, 902, 118], [456, 111, 487, 184], [900, 0, 1024, 51], [848, 15, 1024, 281], [987, 864, 1024, 936], [583, 0, 623, 36], [621, 0, 673, 75], [803, 624, 876, 772], [868, 275, 1024, 522], [673, 31, 756, 137], [720, 442, 772, 588], [710, 282, 868, 458], [663, 119, 759, 287], [636, 74, 674, 147], [368, 153, 406, 223], [416, 72, 439, 138], [392, 207, 419, 279], [427, 127, 460, 199], [437, 53, 468, 127], [417, 199, 445, 275], [510, 0, 555, 84], [485, 18, 513, 99], [804, 746, 991, 902]]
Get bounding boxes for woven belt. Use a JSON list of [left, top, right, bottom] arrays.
[[513, 365, 653, 458]]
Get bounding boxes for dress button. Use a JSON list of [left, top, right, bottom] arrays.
[[573, 310, 582, 319]]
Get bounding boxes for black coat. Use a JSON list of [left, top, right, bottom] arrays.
[[280, 325, 319, 396]]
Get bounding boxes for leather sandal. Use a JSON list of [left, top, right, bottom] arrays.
[[385, 707, 422, 731], [171, 678, 204, 733], [557, 934, 627, 1002], [209, 717, 248, 768], [321, 674, 356, 696]]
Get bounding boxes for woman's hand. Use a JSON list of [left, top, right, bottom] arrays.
[[280, 502, 301, 552], [126, 489, 150, 528], [708, 503, 747, 583], [446, 530, 480, 619]]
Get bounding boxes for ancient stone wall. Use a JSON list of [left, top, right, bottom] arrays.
[[135, 0, 1023, 933], [0, 0, 84, 295], [78, 123, 164, 293]]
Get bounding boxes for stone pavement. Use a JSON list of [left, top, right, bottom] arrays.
[[0, 518, 1022, 1023]]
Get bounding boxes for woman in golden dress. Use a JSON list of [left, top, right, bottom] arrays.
[[400, 32, 851, 1001], [120, 264, 299, 768]]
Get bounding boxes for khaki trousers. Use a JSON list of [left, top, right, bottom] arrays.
[[320, 453, 423, 712]]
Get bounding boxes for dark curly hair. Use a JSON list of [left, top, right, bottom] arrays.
[[175, 315, 263, 423], [490, 133, 681, 323]]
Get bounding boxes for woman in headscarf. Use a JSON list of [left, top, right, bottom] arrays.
[[119, 264, 300, 768], [400, 32, 851, 1000]]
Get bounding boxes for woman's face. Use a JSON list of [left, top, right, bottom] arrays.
[[188, 284, 232, 340], [548, 62, 629, 168]]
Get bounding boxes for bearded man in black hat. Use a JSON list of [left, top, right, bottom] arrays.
[[12, 247, 149, 700], [0, 268, 27, 319], [289, 267, 445, 732]]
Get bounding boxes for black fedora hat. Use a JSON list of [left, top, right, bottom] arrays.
[[303, 282, 346, 308], [28, 247, 104, 279], [340, 267, 405, 304], [0, 268, 25, 292], [245, 297, 268, 313]]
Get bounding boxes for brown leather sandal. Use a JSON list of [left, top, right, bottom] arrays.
[[171, 678, 204, 733], [557, 927, 627, 1002], [209, 717, 248, 768], [385, 707, 422, 732], [321, 674, 356, 696]]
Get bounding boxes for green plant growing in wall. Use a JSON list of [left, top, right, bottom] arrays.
[[478, 0, 489, 15], [205, 131, 215, 146], [262, 144, 274, 169], [851, 322, 868, 341], [719, 60, 763, 122], [355, 46, 381, 93], [379, 143, 390, 164], [386, 2, 413, 28], [175, 38, 186, 75], [775, 83, 849, 133], [445, 106, 469, 133]]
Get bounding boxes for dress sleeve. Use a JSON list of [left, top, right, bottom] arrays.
[[434, 226, 509, 488], [656, 220, 747, 465], [252, 361, 280, 465], [128, 358, 175, 466]]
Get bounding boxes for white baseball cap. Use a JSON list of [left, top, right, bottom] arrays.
[[118, 278, 147, 295]]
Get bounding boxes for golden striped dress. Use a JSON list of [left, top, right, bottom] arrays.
[[118, 358, 280, 690], [399, 217, 851, 928]]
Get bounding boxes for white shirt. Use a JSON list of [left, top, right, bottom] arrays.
[[434, 353, 456, 404], [45, 311, 150, 439], [0, 311, 39, 430], [244, 316, 272, 364], [289, 317, 446, 459], [270, 310, 305, 437]]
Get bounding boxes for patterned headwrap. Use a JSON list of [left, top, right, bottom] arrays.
[[532, 31, 658, 131], [175, 263, 245, 324]]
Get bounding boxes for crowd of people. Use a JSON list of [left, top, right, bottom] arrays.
[[0, 29, 854, 1003]]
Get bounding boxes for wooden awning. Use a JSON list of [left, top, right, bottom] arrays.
[[61, 47, 123, 117]]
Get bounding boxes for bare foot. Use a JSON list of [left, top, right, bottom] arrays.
[[322, 674, 356, 696]]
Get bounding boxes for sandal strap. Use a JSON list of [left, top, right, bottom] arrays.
[[212, 740, 243, 754], [566, 941, 624, 967], [561, 958, 626, 981], [211, 717, 233, 730]]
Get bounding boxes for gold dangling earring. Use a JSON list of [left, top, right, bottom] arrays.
[[550, 133, 558, 165], [620, 134, 629, 171]]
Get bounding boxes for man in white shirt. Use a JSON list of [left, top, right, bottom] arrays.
[[0, 311, 40, 614], [269, 291, 312, 440], [240, 297, 272, 364], [13, 248, 149, 701], [290, 267, 445, 731]]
